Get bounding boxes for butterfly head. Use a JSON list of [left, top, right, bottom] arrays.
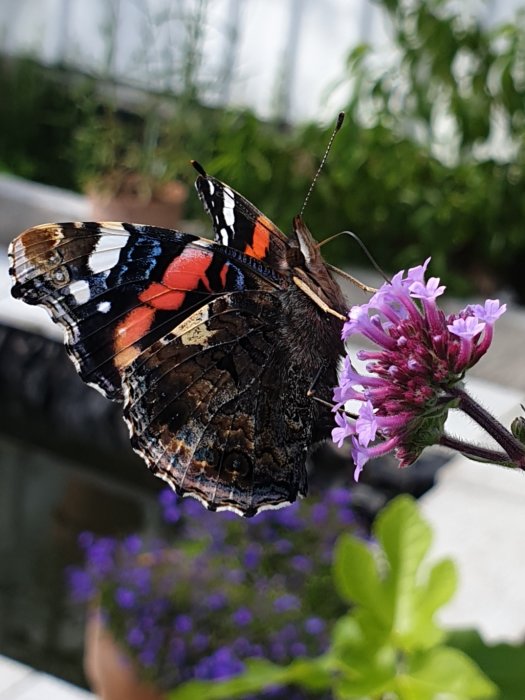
[[287, 215, 347, 317]]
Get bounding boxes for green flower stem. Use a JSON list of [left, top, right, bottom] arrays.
[[446, 386, 525, 467]]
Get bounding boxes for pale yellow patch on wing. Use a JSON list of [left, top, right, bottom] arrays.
[[175, 305, 219, 347], [114, 344, 141, 369]]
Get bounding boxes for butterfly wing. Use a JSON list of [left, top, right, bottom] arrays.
[[9, 221, 309, 515], [122, 289, 311, 515], [194, 169, 289, 266]]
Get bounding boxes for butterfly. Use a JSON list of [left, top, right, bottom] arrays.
[[8, 162, 348, 516]]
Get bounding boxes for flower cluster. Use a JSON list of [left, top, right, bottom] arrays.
[[333, 259, 507, 477], [68, 487, 359, 697]]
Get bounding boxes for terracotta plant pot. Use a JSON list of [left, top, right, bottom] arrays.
[[88, 176, 188, 229], [84, 611, 166, 700]]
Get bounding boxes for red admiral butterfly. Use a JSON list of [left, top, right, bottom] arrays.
[[9, 163, 348, 516]]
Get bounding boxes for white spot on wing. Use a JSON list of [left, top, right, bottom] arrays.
[[97, 301, 111, 314], [222, 186, 235, 227], [220, 228, 229, 245], [88, 232, 129, 274], [68, 279, 90, 305]]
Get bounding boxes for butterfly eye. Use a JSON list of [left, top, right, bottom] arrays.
[[222, 451, 252, 479]]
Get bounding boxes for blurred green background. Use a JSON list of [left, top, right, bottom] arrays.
[[2, 0, 525, 298]]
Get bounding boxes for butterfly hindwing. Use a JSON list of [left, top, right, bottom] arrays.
[[122, 290, 310, 515]]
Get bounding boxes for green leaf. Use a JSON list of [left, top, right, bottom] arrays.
[[396, 646, 498, 700], [333, 533, 389, 626], [168, 657, 332, 700], [374, 495, 434, 646], [328, 616, 397, 698], [409, 557, 457, 647]]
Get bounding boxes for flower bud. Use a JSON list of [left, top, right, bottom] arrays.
[[511, 415, 525, 445]]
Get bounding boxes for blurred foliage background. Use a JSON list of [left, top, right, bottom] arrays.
[[2, 0, 525, 299]]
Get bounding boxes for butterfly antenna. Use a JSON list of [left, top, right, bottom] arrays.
[[320, 230, 391, 286], [299, 112, 345, 219]]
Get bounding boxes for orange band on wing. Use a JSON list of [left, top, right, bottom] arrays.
[[139, 282, 186, 310], [136, 248, 217, 313], [245, 216, 270, 260], [114, 248, 228, 362], [115, 305, 155, 353], [163, 249, 213, 291]]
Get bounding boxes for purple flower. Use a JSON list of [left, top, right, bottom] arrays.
[[175, 614, 193, 634], [333, 260, 506, 474], [270, 641, 287, 662], [139, 647, 157, 668], [332, 411, 354, 447], [471, 299, 506, 324], [127, 626, 145, 647], [181, 498, 204, 518], [274, 539, 293, 554], [122, 534, 142, 556], [448, 316, 485, 340], [232, 607, 253, 626], [243, 543, 262, 569], [305, 617, 325, 634], [168, 637, 186, 665], [195, 647, 244, 680], [127, 566, 151, 594], [274, 594, 300, 613], [66, 568, 94, 602], [116, 587, 136, 609], [267, 505, 302, 530], [291, 555, 312, 573], [311, 502, 329, 525], [355, 401, 378, 447], [327, 487, 352, 507], [85, 537, 117, 576], [409, 277, 445, 300], [159, 488, 182, 523], [290, 642, 307, 656], [67, 461, 361, 689], [191, 633, 210, 653], [205, 592, 227, 611]]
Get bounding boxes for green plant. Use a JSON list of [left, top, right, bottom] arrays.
[[326, 0, 525, 299], [0, 57, 85, 189], [72, 0, 218, 200], [170, 496, 497, 700]]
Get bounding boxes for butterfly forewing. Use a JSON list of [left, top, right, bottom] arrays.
[[9, 222, 277, 401], [195, 172, 289, 266]]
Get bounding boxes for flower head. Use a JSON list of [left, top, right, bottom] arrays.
[[333, 261, 506, 476]]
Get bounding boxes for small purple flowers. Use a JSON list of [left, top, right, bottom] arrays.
[[67, 487, 363, 694], [333, 260, 508, 477]]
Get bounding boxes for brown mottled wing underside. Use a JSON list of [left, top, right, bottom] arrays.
[[123, 290, 311, 516]]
